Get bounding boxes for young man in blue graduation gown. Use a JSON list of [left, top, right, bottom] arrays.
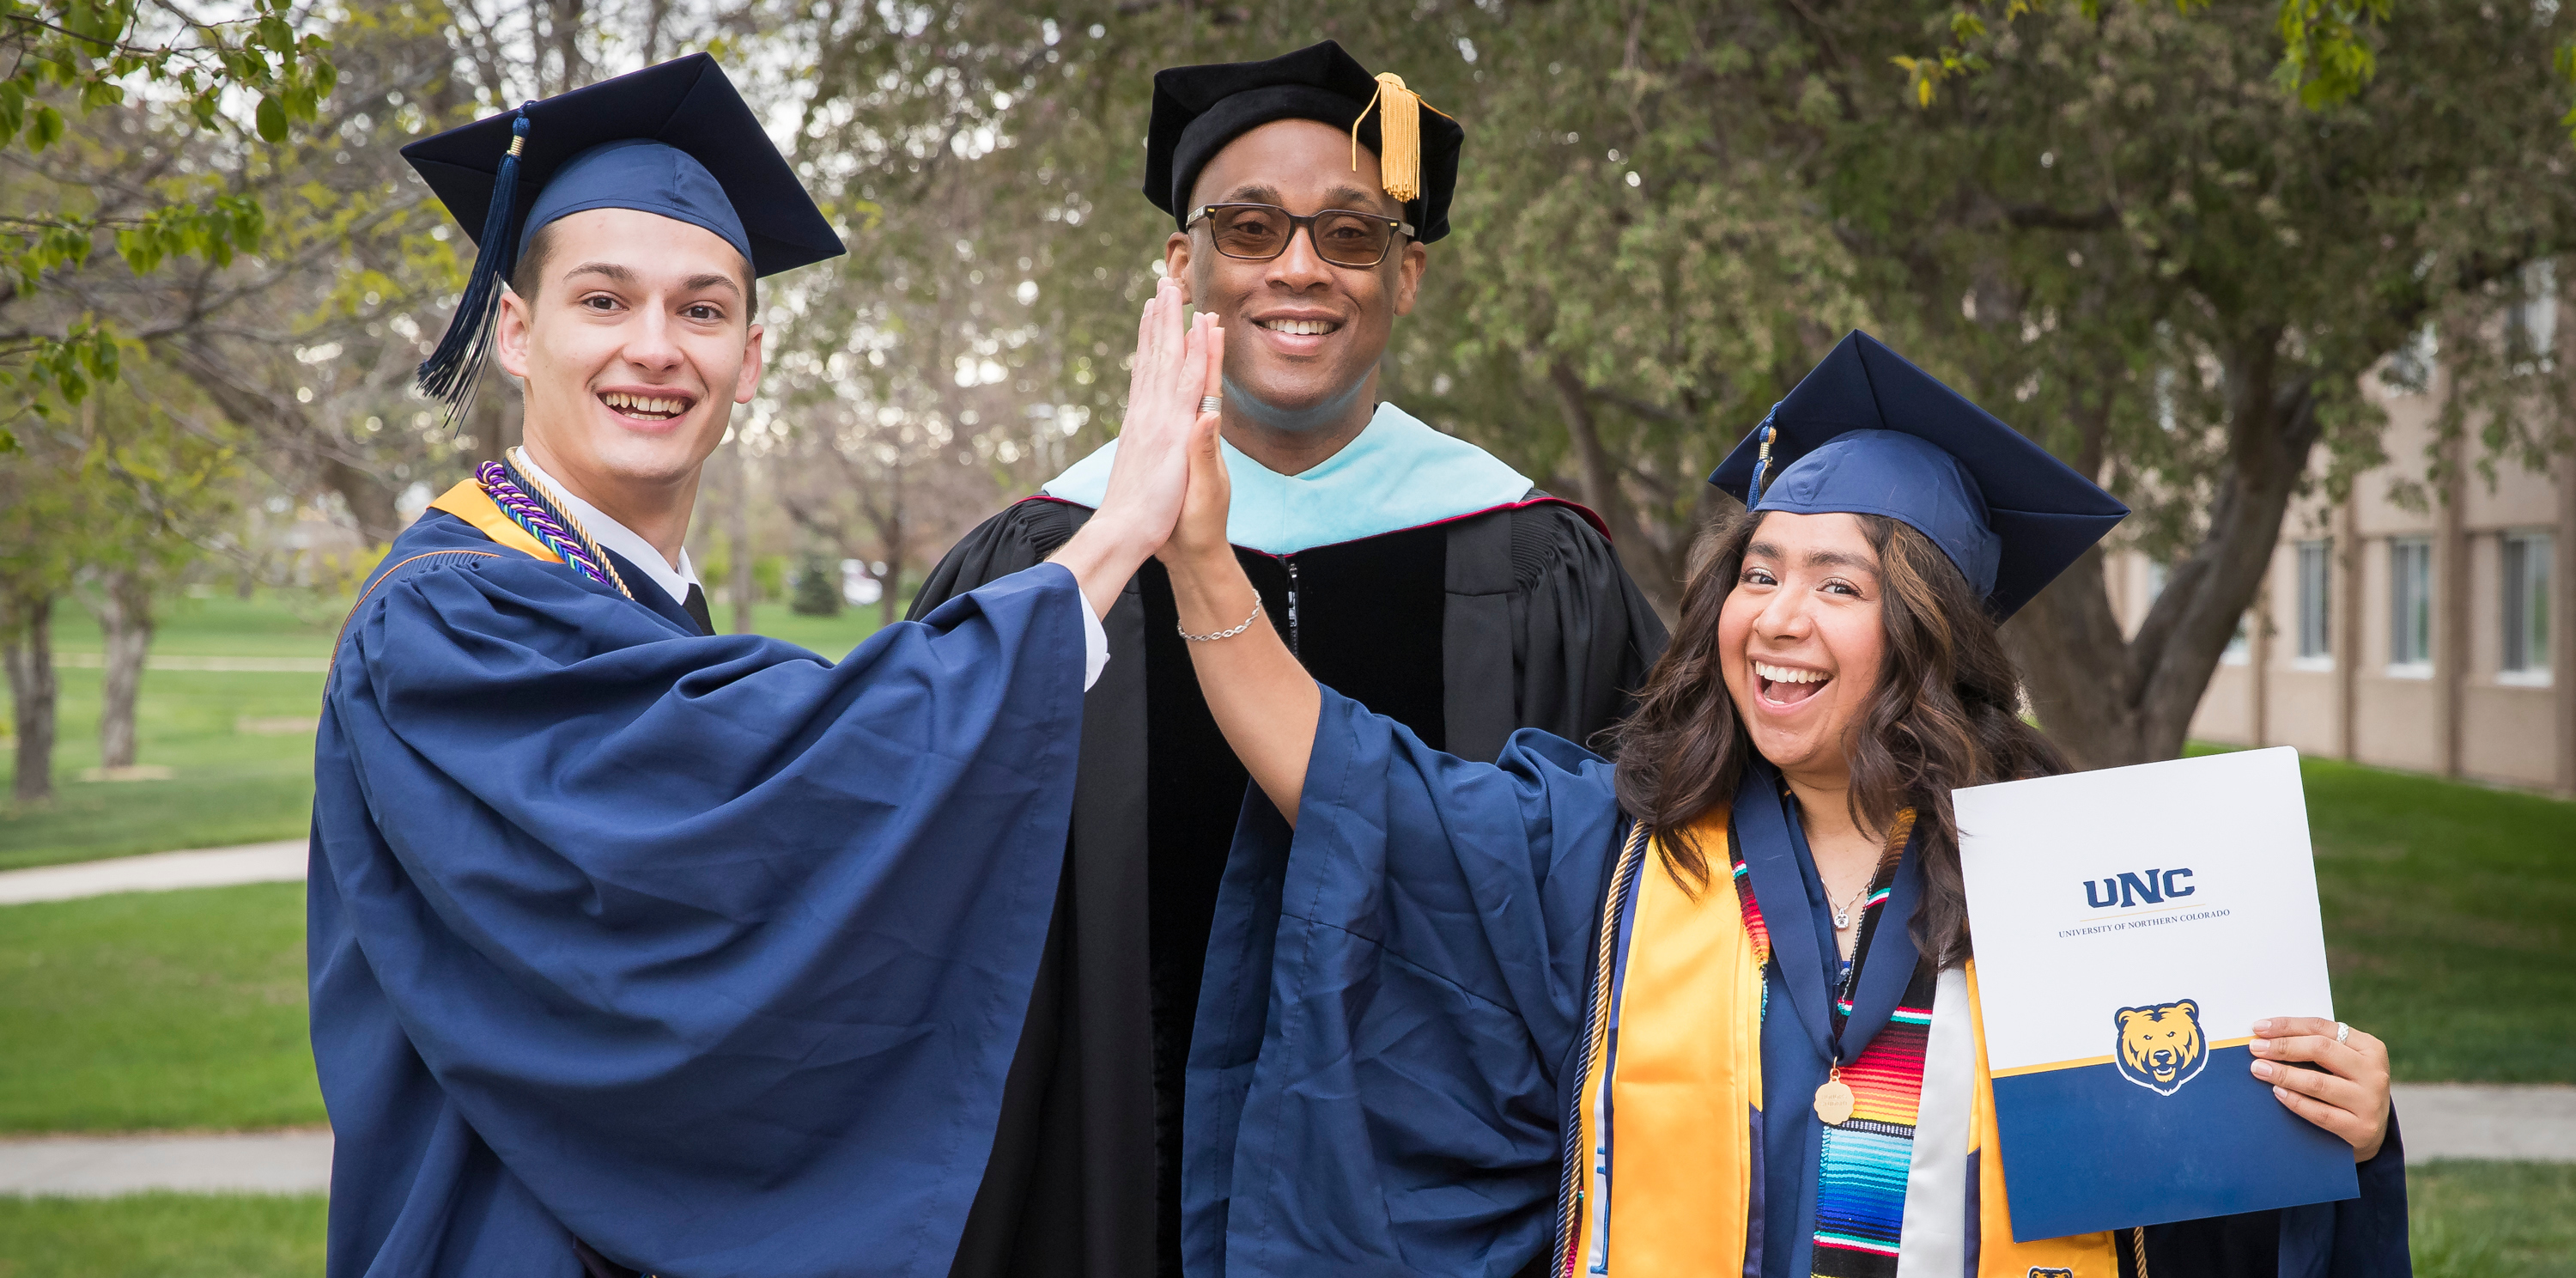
[[909, 42, 1668, 1278], [311, 56, 1224, 1278]]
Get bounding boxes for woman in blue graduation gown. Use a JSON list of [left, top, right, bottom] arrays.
[[1160, 332, 2408, 1278]]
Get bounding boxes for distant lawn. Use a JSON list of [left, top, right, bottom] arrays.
[[0, 884, 321, 1134], [0, 592, 892, 869], [2297, 756, 2576, 1084], [0, 1193, 325, 1277], [2408, 1161, 2576, 1277]]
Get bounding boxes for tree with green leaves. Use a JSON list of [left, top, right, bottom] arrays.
[[0, 0, 333, 447], [776, 0, 2570, 772]]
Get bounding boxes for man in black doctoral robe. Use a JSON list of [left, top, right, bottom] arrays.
[[911, 40, 1669, 1278]]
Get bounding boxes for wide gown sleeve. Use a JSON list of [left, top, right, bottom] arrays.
[[1508, 502, 1668, 751], [321, 554, 1087, 1275], [1185, 685, 1625, 1278]]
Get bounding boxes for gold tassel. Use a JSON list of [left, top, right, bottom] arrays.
[[1352, 71, 1437, 204]]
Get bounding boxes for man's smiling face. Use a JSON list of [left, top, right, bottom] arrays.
[[1166, 118, 1426, 427], [494, 206, 763, 493]]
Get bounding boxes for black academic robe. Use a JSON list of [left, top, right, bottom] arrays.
[[908, 492, 1668, 1278]]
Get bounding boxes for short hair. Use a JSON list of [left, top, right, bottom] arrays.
[[507, 219, 758, 316]]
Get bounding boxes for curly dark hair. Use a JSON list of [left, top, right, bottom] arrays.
[[1607, 508, 2065, 967]]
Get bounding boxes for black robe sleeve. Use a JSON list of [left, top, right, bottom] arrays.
[[909, 500, 1084, 621], [1443, 499, 1669, 764]]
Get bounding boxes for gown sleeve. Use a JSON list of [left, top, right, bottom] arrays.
[[1508, 501, 1668, 752], [908, 498, 1084, 619], [1185, 685, 1625, 1278], [319, 552, 1087, 1275]]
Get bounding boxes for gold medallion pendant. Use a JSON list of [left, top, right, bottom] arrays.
[[1814, 1069, 1856, 1125]]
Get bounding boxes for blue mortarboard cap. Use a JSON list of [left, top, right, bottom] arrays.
[[400, 54, 844, 423], [1707, 332, 2129, 618]]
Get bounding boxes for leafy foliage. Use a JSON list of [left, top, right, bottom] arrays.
[[0, 0, 334, 447]]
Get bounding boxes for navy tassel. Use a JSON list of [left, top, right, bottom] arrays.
[[1745, 405, 1782, 508], [416, 109, 532, 425]]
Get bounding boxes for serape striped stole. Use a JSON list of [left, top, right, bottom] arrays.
[[1563, 812, 2119, 1277]]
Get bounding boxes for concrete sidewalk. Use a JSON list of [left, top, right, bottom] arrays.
[[0, 1129, 331, 1196], [0, 1083, 2564, 1197], [0, 840, 305, 906]]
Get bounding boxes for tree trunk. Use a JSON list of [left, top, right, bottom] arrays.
[[3, 590, 58, 805], [874, 458, 906, 630], [728, 448, 756, 635], [93, 571, 153, 770], [1548, 360, 1680, 619], [2007, 332, 2325, 769]]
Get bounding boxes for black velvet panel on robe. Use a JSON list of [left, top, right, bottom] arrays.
[[909, 493, 1668, 1278]]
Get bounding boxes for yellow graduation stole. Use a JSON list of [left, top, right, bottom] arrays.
[[1564, 813, 2121, 1276]]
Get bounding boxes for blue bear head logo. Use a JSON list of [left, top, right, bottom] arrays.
[[2113, 999, 2207, 1097]]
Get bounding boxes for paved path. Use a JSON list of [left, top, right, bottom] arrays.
[[0, 840, 305, 906], [0, 1129, 331, 1196], [0, 1084, 2563, 1197]]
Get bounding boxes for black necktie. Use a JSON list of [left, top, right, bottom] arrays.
[[683, 584, 715, 636]]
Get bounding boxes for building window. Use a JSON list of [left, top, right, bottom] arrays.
[[2295, 539, 2332, 666], [2503, 532, 2554, 685], [2388, 538, 2434, 676]]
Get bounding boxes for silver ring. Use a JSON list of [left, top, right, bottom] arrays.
[[2335, 1021, 2351, 1044], [1199, 395, 1223, 414]]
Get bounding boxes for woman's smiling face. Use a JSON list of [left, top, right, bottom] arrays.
[[1718, 511, 1887, 784]]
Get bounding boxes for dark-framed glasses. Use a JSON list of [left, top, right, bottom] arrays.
[[1186, 203, 1415, 269]]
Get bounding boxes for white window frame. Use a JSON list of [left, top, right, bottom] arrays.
[[2293, 539, 2333, 670], [2387, 537, 2434, 679], [2501, 530, 2554, 687]]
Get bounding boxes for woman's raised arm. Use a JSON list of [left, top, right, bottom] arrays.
[[1157, 383, 1321, 824]]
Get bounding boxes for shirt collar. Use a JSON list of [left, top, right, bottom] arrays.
[[510, 447, 700, 607]]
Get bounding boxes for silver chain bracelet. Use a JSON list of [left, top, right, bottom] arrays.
[[1178, 597, 1262, 642]]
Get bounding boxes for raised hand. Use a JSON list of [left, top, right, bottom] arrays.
[[1049, 279, 1224, 618], [1160, 326, 1232, 569]]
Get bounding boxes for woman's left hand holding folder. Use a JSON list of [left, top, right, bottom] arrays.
[[2250, 1016, 2392, 1162]]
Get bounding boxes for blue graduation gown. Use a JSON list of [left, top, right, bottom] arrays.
[[1184, 687, 2409, 1278], [309, 509, 1085, 1277]]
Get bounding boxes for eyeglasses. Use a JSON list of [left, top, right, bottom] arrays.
[[1185, 203, 1415, 269]]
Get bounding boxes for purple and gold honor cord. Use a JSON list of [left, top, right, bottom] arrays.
[[476, 458, 634, 600]]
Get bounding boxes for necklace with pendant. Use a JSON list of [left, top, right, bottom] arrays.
[[1814, 881, 1872, 1125], [1830, 879, 1869, 931]]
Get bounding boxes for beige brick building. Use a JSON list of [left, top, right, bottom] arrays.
[[2107, 357, 2575, 795]]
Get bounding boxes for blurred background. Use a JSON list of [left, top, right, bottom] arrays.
[[1, 0, 2572, 1272]]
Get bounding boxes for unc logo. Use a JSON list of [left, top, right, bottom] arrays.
[[2027, 1269, 2075, 1278], [2114, 999, 2208, 1096]]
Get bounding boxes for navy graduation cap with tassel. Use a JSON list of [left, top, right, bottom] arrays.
[[1708, 331, 2129, 619], [401, 53, 844, 424]]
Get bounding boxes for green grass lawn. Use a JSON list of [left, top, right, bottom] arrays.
[[0, 884, 321, 1134], [2408, 1161, 2576, 1277], [0, 1193, 326, 1277], [0, 1166, 2558, 1277], [2299, 756, 2576, 1084], [0, 592, 895, 869]]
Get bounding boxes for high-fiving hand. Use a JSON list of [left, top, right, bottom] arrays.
[[1049, 278, 1224, 617]]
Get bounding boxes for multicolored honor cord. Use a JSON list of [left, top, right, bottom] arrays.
[[476, 457, 634, 600]]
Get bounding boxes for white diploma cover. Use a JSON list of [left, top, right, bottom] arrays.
[[1956, 747, 2358, 1240]]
